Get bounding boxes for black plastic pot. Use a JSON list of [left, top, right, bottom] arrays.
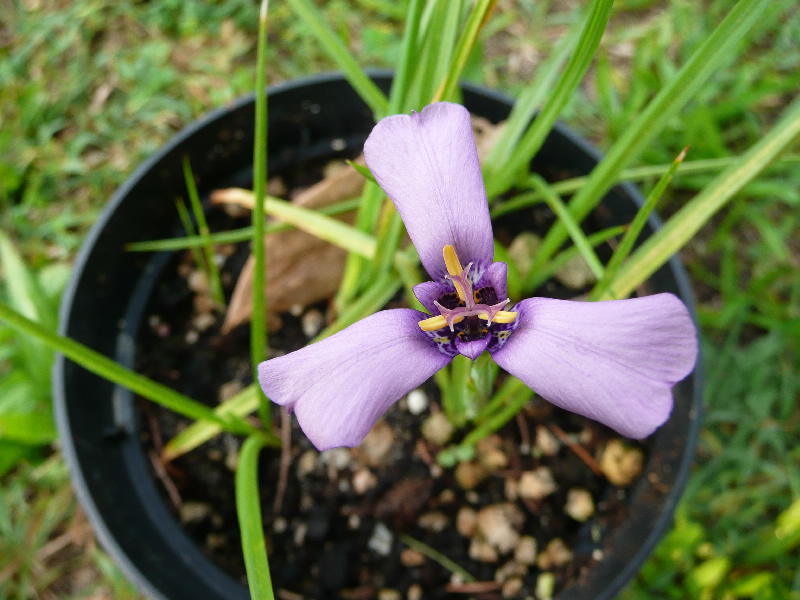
[[54, 73, 702, 600]]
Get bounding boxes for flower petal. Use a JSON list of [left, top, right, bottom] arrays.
[[474, 261, 508, 302], [491, 294, 697, 438], [259, 309, 451, 450], [364, 102, 494, 280], [413, 280, 451, 314], [456, 335, 491, 360]]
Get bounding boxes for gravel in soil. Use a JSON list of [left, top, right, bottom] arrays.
[[135, 160, 648, 600]]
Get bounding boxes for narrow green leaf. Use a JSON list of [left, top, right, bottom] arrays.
[[174, 197, 206, 272], [0, 302, 259, 437], [319, 271, 400, 339], [236, 435, 275, 600], [591, 147, 687, 299], [490, 155, 800, 220], [182, 157, 226, 308], [345, 161, 377, 185], [0, 232, 55, 383], [163, 385, 261, 461], [252, 0, 271, 429], [335, 183, 385, 308], [387, 0, 425, 113], [266, 194, 377, 259], [0, 412, 56, 445], [285, 0, 388, 117], [447, 354, 473, 427], [602, 98, 800, 300], [440, 377, 533, 464], [483, 7, 584, 174], [432, 0, 496, 103], [405, 0, 465, 110], [0, 232, 53, 329], [529, 175, 604, 280], [400, 534, 476, 582], [525, 0, 774, 278], [127, 199, 361, 253], [484, 0, 614, 197], [524, 225, 626, 292]]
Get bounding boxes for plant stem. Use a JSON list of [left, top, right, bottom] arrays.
[[236, 434, 275, 600], [251, 0, 271, 429]]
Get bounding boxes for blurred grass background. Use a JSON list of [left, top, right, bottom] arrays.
[[1, 0, 798, 598]]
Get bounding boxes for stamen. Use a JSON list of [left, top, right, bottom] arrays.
[[492, 310, 518, 324], [443, 244, 463, 276], [443, 245, 467, 302], [418, 314, 449, 331], [417, 245, 519, 333]]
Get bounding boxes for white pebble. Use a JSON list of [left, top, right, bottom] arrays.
[[406, 388, 429, 414], [301, 309, 325, 338], [368, 522, 393, 556]]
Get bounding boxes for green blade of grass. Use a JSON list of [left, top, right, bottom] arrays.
[[590, 147, 687, 300], [432, 0, 497, 103], [285, 0, 388, 117], [529, 174, 604, 280], [489, 155, 800, 219], [252, 0, 271, 429], [399, 534, 476, 583], [320, 271, 400, 338], [0, 302, 264, 438], [524, 0, 774, 286], [387, 0, 425, 113], [484, 0, 614, 197], [334, 183, 385, 309], [345, 161, 377, 185], [236, 435, 275, 600], [601, 97, 800, 300], [265, 194, 377, 258], [483, 8, 584, 174], [163, 385, 261, 461], [182, 157, 225, 308], [522, 225, 626, 293], [404, 0, 465, 111], [174, 197, 207, 272], [0, 232, 55, 383], [439, 377, 533, 466], [126, 198, 361, 253]]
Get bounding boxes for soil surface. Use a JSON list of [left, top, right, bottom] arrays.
[[135, 157, 649, 600]]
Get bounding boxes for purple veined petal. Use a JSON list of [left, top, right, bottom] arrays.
[[413, 280, 452, 314], [474, 261, 508, 302], [491, 294, 698, 439], [456, 335, 491, 360], [259, 309, 451, 450], [364, 102, 494, 281]]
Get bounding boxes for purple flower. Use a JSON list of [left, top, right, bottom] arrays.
[[258, 102, 698, 451]]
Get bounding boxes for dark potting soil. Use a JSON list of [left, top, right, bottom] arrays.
[[135, 158, 649, 600]]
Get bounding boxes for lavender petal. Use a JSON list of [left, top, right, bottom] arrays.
[[491, 294, 697, 438], [364, 102, 494, 280], [259, 309, 451, 450]]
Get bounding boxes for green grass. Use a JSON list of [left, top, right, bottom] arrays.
[[1, 0, 798, 597]]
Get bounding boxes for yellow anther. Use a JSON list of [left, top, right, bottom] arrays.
[[418, 315, 448, 331], [443, 244, 464, 276], [443, 245, 466, 301], [491, 310, 518, 324], [418, 314, 463, 332]]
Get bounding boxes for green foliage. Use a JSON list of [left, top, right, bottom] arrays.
[[2, 0, 800, 597], [0, 233, 63, 474]]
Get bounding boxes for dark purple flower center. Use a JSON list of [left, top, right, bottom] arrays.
[[418, 245, 518, 359]]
